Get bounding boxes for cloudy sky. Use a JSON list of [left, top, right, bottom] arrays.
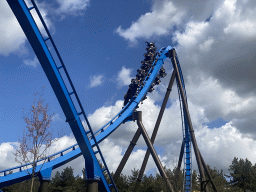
[[0, 0, 256, 179]]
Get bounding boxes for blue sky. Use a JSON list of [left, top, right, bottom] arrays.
[[1, 0, 256, 177]]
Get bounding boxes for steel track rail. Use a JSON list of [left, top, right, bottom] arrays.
[[0, 46, 174, 188]]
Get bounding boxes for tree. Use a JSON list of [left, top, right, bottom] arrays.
[[228, 157, 256, 192], [140, 174, 155, 192], [113, 173, 129, 192], [49, 166, 86, 192], [192, 169, 200, 191], [14, 88, 62, 192], [171, 166, 183, 191], [204, 165, 230, 192], [128, 168, 139, 191]]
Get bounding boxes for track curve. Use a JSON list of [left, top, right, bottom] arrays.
[[0, 46, 179, 188]]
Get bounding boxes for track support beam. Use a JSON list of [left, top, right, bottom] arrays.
[[134, 70, 176, 191], [113, 128, 141, 181], [170, 49, 217, 192], [113, 111, 175, 192], [86, 179, 99, 192], [134, 111, 175, 192], [176, 139, 185, 174], [38, 180, 50, 192]]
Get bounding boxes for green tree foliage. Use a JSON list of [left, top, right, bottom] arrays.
[[1, 177, 40, 192], [127, 168, 139, 191], [49, 166, 85, 192], [192, 169, 200, 191], [228, 157, 256, 192], [113, 173, 129, 192], [171, 166, 183, 191], [3, 157, 256, 192], [204, 165, 230, 192]]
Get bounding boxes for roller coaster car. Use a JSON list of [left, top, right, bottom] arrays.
[[123, 93, 129, 106], [123, 87, 135, 106], [140, 62, 149, 67], [159, 72, 167, 78], [129, 80, 139, 91], [146, 47, 156, 52], [144, 52, 155, 57], [148, 86, 154, 93], [136, 74, 144, 81], [137, 68, 145, 74], [145, 41, 155, 47], [141, 65, 151, 73], [131, 78, 140, 85], [136, 73, 147, 81], [123, 42, 158, 106], [159, 67, 167, 78], [137, 69, 146, 76], [154, 76, 161, 85], [144, 56, 154, 62], [141, 60, 153, 66], [155, 79, 161, 85], [139, 81, 145, 86], [142, 96, 147, 100]]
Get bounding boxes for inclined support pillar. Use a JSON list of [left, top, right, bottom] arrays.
[[113, 128, 142, 181], [86, 179, 100, 192], [170, 49, 218, 192], [134, 111, 175, 192], [134, 70, 176, 191], [38, 167, 52, 192]]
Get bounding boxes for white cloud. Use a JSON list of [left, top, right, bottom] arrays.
[[174, 0, 256, 93], [115, 1, 184, 44], [221, 0, 256, 37], [0, 1, 27, 56], [0, 0, 90, 56], [172, 0, 256, 137], [199, 37, 214, 52], [55, 0, 90, 18], [115, 0, 224, 44], [84, 93, 256, 175], [47, 135, 77, 156], [23, 56, 39, 67], [0, 136, 78, 175], [174, 21, 210, 49], [0, 142, 19, 172], [116, 66, 134, 87], [0, 0, 52, 56], [159, 122, 256, 175], [85, 100, 123, 132], [195, 122, 256, 173], [89, 75, 104, 88], [184, 76, 256, 122], [51, 113, 61, 122]]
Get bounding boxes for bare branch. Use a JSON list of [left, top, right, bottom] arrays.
[[13, 87, 64, 191]]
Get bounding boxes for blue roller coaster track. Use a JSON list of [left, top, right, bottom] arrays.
[[0, 0, 195, 191]]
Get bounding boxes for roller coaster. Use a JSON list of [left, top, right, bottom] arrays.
[[1, 0, 218, 192]]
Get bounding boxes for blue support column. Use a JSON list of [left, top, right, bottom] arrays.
[[39, 167, 52, 181], [38, 167, 52, 192], [184, 115, 192, 192], [6, 0, 111, 191], [175, 52, 192, 192]]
